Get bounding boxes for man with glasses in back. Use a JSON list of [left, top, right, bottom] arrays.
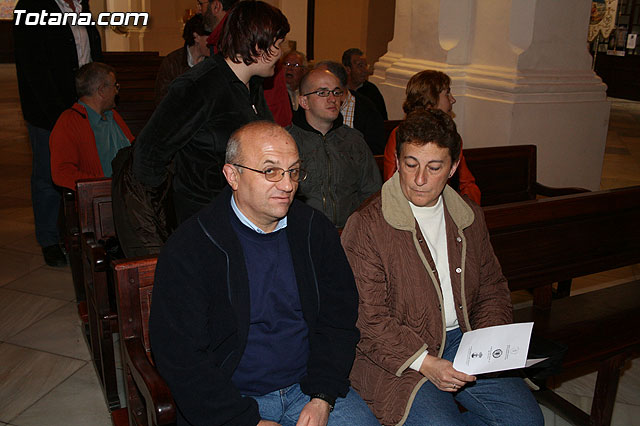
[[287, 69, 381, 228], [316, 61, 385, 155], [149, 121, 378, 426], [50, 62, 133, 191]]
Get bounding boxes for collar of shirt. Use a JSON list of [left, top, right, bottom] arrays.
[[79, 101, 113, 126], [340, 90, 355, 113], [340, 90, 356, 128], [230, 194, 287, 234]]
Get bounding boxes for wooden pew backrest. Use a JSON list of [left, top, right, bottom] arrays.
[[485, 185, 640, 297], [463, 145, 537, 205], [383, 119, 402, 143], [103, 51, 163, 137], [76, 178, 114, 240], [114, 257, 157, 358]]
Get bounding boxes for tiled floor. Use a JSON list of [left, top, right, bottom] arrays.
[[0, 63, 112, 426], [0, 62, 639, 425]]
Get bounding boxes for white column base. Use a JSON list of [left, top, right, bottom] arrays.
[[372, 57, 610, 190]]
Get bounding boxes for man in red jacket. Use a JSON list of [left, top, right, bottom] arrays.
[[50, 62, 134, 191]]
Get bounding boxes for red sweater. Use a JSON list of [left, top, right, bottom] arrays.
[[49, 103, 134, 190], [383, 127, 482, 205]]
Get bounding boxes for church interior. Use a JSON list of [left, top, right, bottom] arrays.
[[1, 0, 639, 425]]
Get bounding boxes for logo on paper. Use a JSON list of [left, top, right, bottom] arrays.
[[492, 349, 503, 358], [471, 352, 483, 359]]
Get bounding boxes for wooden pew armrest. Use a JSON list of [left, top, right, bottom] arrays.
[[63, 189, 79, 234], [124, 337, 176, 425], [81, 232, 109, 273], [533, 182, 590, 197]]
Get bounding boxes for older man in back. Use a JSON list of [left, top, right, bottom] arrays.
[[287, 69, 381, 227], [282, 50, 307, 111], [342, 48, 387, 120], [50, 62, 133, 191]]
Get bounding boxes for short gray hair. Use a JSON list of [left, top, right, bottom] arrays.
[[284, 50, 307, 67], [226, 131, 242, 164], [75, 62, 115, 98]]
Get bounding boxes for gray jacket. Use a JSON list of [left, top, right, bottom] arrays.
[[287, 111, 382, 227]]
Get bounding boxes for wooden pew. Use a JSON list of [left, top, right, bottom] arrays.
[[462, 144, 589, 206], [383, 119, 402, 143], [61, 188, 85, 314], [484, 186, 640, 426], [103, 51, 163, 137], [113, 257, 175, 426], [76, 177, 121, 410], [107, 187, 640, 426]]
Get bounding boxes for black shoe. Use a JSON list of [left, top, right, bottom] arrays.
[[42, 244, 67, 267]]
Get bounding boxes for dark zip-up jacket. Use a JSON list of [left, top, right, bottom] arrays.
[[287, 110, 382, 227], [149, 187, 361, 426], [133, 54, 273, 205]]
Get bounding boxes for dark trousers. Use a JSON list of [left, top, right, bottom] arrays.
[[27, 123, 61, 247]]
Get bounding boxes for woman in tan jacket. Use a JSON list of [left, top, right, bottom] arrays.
[[341, 110, 543, 426]]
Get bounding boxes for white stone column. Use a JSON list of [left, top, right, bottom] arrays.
[[373, 0, 610, 190]]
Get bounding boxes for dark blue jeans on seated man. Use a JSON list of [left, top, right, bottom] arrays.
[[249, 384, 379, 426], [404, 328, 544, 426], [27, 123, 61, 248]]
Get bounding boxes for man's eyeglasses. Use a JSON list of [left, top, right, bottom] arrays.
[[302, 89, 344, 98], [284, 62, 303, 68], [233, 164, 308, 183]]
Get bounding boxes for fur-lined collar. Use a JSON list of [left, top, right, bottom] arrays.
[[381, 172, 475, 231]]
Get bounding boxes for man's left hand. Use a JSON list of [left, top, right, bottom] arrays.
[[295, 398, 331, 426]]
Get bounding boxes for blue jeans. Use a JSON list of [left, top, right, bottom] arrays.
[[250, 383, 379, 426], [404, 328, 543, 426], [27, 123, 61, 247]]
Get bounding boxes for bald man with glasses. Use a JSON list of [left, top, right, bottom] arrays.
[[149, 121, 378, 426], [287, 69, 381, 228]]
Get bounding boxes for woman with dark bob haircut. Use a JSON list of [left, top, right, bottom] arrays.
[[383, 70, 481, 205], [130, 1, 290, 228], [218, 0, 290, 66]]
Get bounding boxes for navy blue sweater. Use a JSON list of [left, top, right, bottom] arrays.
[[229, 211, 309, 395]]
